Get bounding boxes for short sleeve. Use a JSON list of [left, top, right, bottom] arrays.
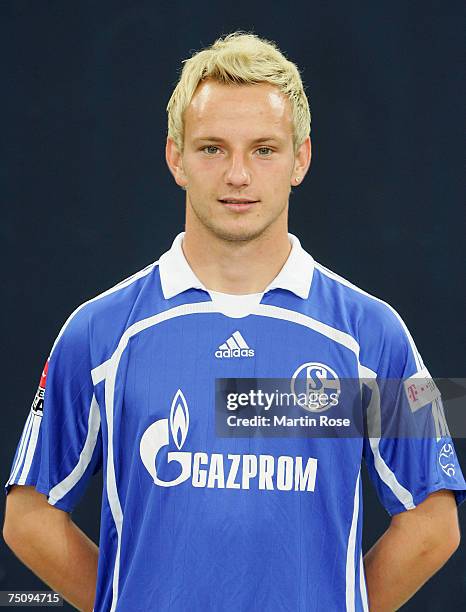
[[4, 307, 102, 512], [361, 304, 466, 516]]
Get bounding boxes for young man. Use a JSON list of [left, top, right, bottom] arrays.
[[3, 32, 465, 612]]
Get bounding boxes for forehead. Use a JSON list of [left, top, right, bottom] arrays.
[[184, 80, 293, 140]]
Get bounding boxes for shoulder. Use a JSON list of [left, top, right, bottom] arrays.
[[49, 259, 162, 360], [312, 260, 405, 331], [311, 261, 424, 375]]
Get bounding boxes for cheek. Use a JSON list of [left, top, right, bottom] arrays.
[[261, 170, 292, 193], [186, 162, 221, 189], [187, 156, 220, 172], [257, 160, 293, 180]]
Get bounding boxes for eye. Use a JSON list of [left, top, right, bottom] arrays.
[[202, 145, 220, 155], [256, 147, 273, 156]]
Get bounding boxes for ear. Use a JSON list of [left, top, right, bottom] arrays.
[[166, 137, 188, 189], [291, 136, 312, 186]]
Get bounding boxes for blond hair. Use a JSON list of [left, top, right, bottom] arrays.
[[166, 31, 311, 155]]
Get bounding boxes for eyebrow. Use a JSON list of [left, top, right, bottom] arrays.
[[192, 136, 282, 145]]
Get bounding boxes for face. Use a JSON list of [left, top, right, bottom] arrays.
[[166, 80, 310, 242]]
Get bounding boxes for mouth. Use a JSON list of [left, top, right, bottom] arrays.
[[218, 198, 259, 211]]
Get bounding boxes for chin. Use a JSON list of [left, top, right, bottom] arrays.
[[190, 202, 280, 243], [207, 222, 271, 243]]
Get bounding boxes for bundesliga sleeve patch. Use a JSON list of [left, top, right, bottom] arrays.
[[31, 359, 49, 415], [403, 368, 441, 413]]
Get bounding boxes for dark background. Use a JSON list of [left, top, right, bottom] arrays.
[[1, 1, 465, 610]]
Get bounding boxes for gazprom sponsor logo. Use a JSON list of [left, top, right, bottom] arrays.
[[139, 390, 318, 492]]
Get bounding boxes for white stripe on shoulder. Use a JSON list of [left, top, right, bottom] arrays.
[[314, 262, 424, 372], [92, 358, 111, 385], [49, 260, 159, 357], [368, 436, 415, 510], [7, 412, 34, 486], [360, 368, 416, 510], [18, 414, 42, 485], [48, 394, 101, 506], [255, 304, 360, 356]]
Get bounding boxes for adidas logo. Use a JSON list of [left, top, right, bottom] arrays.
[[215, 331, 255, 359]]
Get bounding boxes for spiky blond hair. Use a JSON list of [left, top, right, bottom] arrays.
[[166, 31, 311, 155]]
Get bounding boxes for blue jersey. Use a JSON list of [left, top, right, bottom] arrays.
[[5, 233, 466, 612]]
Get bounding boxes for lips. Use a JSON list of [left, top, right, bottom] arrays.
[[218, 198, 258, 214], [218, 198, 258, 212], [219, 198, 259, 204]]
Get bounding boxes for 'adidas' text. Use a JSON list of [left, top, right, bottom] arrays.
[[215, 331, 255, 359]]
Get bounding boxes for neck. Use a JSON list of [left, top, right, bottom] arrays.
[[182, 212, 291, 295]]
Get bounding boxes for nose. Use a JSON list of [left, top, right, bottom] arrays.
[[224, 153, 251, 188]]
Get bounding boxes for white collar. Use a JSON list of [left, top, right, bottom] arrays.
[[158, 232, 314, 300]]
